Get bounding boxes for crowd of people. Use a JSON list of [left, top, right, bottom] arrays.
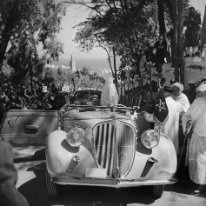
[[100, 6, 206, 195], [101, 66, 206, 196], [143, 77, 206, 195]]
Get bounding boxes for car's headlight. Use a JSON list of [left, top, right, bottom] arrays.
[[141, 129, 160, 149], [66, 127, 85, 147]]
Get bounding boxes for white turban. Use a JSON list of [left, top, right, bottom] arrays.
[[196, 83, 206, 92], [171, 82, 184, 94]]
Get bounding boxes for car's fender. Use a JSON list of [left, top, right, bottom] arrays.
[[126, 132, 177, 179], [46, 130, 97, 176]]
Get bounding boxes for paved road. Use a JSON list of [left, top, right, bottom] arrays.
[[14, 147, 206, 206]]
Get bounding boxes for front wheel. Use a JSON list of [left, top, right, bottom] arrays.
[[152, 185, 164, 198], [46, 169, 59, 198]]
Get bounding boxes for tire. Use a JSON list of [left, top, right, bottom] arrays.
[[46, 169, 59, 198], [152, 185, 164, 199]]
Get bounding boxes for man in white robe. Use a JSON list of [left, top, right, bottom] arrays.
[[100, 74, 119, 106], [182, 83, 206, 194], [171, 82, 190, 114]]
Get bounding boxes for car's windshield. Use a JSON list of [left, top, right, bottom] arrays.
[[90, 91, 101, 99], [74, 91, 89, 99], [71, 90, 101, 106]]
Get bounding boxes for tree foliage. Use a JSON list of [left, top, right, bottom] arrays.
[[74, 0, 159, 70], [74, 0, 190, 79], [0, 0, 67, 81]]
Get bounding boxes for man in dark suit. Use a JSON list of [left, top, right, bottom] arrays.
[[184, 7, 201, 57], [0, 140, 29, 206]]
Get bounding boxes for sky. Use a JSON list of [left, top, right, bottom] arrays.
[[57, 0, 206, 61], [190, 0, 206, 19], [57, 5, 107, 60]]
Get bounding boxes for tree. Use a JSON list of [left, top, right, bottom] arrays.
[[74, 0, 159, 80], [164, 0, 189, 82], [0, 0, 66, 71], [73, 0, 189, 83]]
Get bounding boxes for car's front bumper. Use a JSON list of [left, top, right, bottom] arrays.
[[52, 175, 177, 188]]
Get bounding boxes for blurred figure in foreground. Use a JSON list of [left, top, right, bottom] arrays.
[[0, 140, 29, 206], [100, 72, 119, 106], [182, 83, 206, 194]]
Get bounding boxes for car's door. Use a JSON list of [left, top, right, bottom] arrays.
[[0, 109, 58, 146]]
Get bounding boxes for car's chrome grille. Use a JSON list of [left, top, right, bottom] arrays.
[[93, 121, 135, 178], [116, 122, 136, 177], [93, 122, 114, 176]]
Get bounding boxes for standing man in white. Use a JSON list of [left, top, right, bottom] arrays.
[[171, 82, 190, 114], [100, 72, 119, 106]]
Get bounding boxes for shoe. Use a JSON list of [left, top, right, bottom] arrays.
[[184, 54, 190, 57], [192, 189, 201, 194], [191, 185, 205, 195]]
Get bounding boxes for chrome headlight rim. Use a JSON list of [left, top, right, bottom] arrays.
[[141, 129, 160, 149], [66, 127, 85, 147]]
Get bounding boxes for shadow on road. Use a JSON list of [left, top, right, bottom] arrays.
[[165, 163, 206, 198], [18, 161, 158, 206], [18, 162, 51, 206], [52, 186, 158, 206], [17, 148, 206, 206]]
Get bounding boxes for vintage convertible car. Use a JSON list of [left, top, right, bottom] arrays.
[[46, 103, 177, 198], [0, 88, 177, 199]]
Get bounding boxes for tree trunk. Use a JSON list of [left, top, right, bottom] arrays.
[[164, 0, 175, 64], [172, 0, 185, 83], [171, 0, 179, 81], [178, 0, 185, 84], [112, 47, 118, 87], [157, 0, 166, 36], [165, 0, 185, 83]]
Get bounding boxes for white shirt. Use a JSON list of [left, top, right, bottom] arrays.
[[173, 93, 190, 113], [101, 77, 119, 106]]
